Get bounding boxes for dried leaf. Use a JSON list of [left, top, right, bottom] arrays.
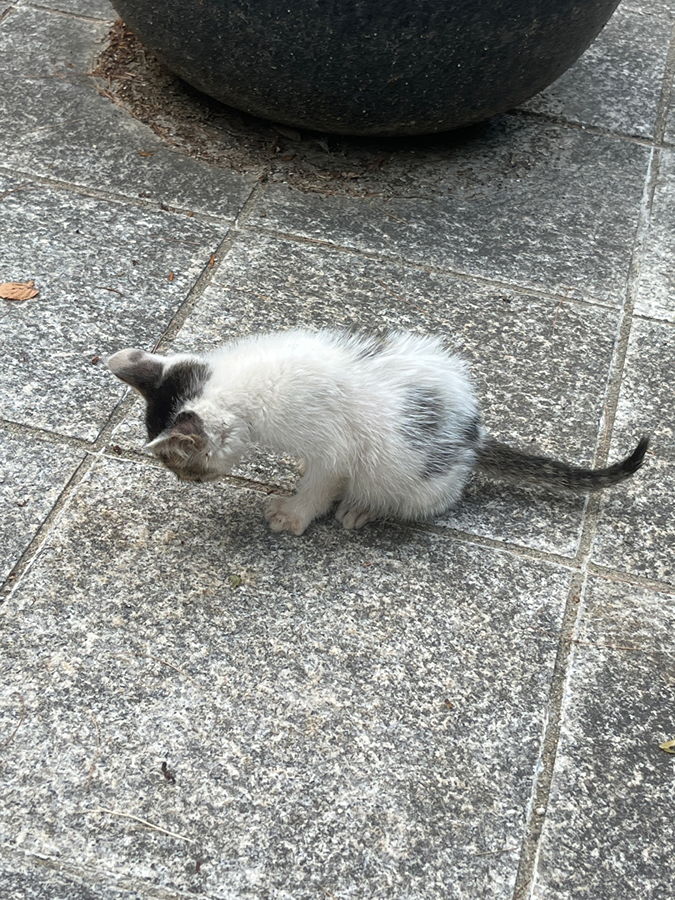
[[229, 574, 242, 588], [0, 280, 39, 301], [659, 739, 675, 754]]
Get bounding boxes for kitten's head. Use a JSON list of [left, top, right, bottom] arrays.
[[107, 348, 235, 483]]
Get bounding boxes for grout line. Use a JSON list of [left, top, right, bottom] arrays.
[[511, 570, 586, 900], [0, 452, 96, 600], [0, 416, 98, 453], [508, 107, 659, 149], [408, 520, 583, 571], [0, 847, 207, 900], [0, 164, 243, 227], [0, 183, 266, 602], [585, 562, 675, 596]]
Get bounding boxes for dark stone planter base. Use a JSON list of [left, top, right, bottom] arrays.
[[112, 1, 622, 136]]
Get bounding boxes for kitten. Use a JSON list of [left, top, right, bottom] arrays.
[[107, 330, 648, 535]]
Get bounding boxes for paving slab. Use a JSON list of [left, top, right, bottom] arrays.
[[0, 5, 255, 218], [0, 456, 572, 900], [256, 118, 649, 304], [592, 317, 675, 585], [634, 148, 675, 323], [0, 182, 226, 441], [29, 0, 116, 19], [0, 849, 149, 900], [0, 430, 84, 583], [521, 0, 675, 139], [531, 575, 675, 900]]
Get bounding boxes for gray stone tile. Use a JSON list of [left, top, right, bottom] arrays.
[[111, 232, 620, 556], [0, 849, 147, 900], [634, 148, 675, 322], [521, 0, 674, 139], [531, 576, 675, 900], [0, 431, 84, 582], [0, 456, 571, 899], [28, 0, 116, 19], [592, 318, 675, 584], [256, 118, 650, 304], [0, 183, 226, 441], [0, 5, 255, 218]]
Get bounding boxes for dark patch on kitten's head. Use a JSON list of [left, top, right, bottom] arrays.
[[107, 349, 210, 454], [107, 348, 163, 397], [144, 360, 211, 441]]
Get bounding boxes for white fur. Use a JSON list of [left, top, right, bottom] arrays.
[[163, 330, 483, 534]]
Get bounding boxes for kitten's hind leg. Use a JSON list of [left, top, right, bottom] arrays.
[[335, 499, 372, 530], [265, 465, 344, 536]]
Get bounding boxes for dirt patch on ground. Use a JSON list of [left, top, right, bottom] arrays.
[[93, 19, 531, 201]]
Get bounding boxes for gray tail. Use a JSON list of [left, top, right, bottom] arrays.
[[476, 435, 649, 493]]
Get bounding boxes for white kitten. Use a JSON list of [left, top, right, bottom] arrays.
[[107, 329, 648, 535]]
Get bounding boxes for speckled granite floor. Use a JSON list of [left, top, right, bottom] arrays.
[[1, 2, 674, 899]]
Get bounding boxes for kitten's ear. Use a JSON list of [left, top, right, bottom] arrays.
[[147, 411, 207, 456], [106, 348, 164, 397]]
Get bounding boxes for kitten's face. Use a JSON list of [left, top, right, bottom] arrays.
[[107, 348, 229, 483]]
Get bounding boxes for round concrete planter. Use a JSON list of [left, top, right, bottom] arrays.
[[112, 0, 621, 136]]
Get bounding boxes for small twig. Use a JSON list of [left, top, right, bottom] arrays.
[[0, 693, 25, 751], [375, 278, 427, 315], [94, 285, 125, 296], [113, 651, 202, 691], [551, 287, 574, 334], [566, 637, 639, 652], [474, 846, 518, 857], [142, 653, 202, 690], [80, 807, 196, 843], [372, 206, 409, 224]]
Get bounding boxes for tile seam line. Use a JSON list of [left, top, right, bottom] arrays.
[[241, 223, 633, 311], [509, 108, 659, 149], [0, 416, 98, 452], [586, 562, 675, 596], [570, 18, 675, 552], [0, 171, 649, 317], [0, 450, 95, 601], [511, 568, 587, 900], [0, 164, 243, 226], [24, 2, 115, 22]]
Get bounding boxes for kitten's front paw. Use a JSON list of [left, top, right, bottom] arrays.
[[335, 500, 371, 530], [265, 495, 311, 536]]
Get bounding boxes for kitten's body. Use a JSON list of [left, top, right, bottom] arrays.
[[108, 329, 648, 535]]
